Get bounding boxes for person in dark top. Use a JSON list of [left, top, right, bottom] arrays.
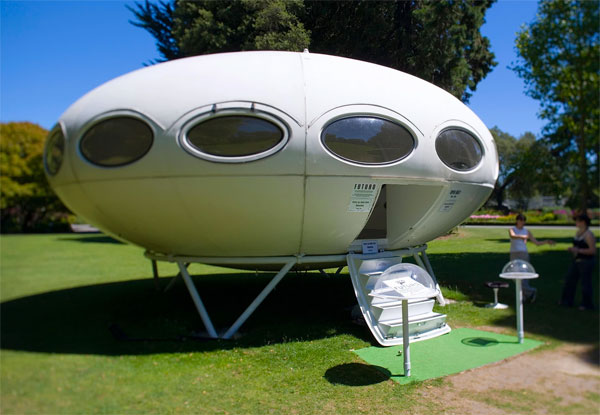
[[559, 214, 597, 310]]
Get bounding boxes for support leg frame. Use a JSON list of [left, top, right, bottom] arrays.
[[145, 245, 442, 340], [413, 250, 446, 306], [163, 258, 296, 340]]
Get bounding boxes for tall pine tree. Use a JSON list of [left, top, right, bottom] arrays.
[[129, 0, 496, 102]]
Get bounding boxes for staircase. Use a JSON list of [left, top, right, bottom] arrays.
[[347, 252, 450, 346]]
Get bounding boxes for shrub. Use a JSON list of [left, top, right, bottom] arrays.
[[0, 122, 71, 233]]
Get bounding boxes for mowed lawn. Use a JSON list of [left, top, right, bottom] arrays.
[[1, 227, 598, 414]]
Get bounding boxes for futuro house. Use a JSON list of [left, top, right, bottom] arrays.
[[44, 51, 498, 345]]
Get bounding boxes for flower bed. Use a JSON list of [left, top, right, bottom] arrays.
[[464, 208, 599, 226]]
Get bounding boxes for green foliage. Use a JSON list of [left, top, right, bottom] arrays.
[[129, 0, 310, 61], [512, 0, 600, 211], [509, 134, 565, 209], [0, 122, 71, 232], [305, 0, 496, 102], [0, 122, 46, 208], [129, 0, 496, 102], [466, 207, 600, 225], [489, 127, 562, 209]]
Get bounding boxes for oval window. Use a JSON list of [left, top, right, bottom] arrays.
[[44, 127, 65, 176], [322, 117, 415, 164], [80, 117, 153, 167], [186, 116, 284, 157], [435, 129, 482, 171]]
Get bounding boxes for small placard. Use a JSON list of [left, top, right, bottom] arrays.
[[439, 189, 462, 212], [349, 183, 378, 212], [370, 275, 436, 300], [383, 277, 428, 297], [362, 241, 379, 254]]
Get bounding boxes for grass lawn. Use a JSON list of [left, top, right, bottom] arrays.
[[1, 227, 598, 414]]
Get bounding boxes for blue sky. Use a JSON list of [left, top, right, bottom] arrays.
[[1, 0, 543, 138]]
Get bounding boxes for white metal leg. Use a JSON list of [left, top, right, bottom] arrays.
[[412, 252, 426, 269], [402, 299, 411, 376], [176, 260, 296, 340], [147, 246, 441, 342], [223, 260, 295, 339], [178, 261, 218, 338], [151, 260, 159, 291], [419, 250, 446, 306], [164, 262, 188, 292], [515, 279, 524, 343], [164, 273, 181, 292]]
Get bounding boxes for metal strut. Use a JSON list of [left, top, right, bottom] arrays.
[[145, 245, 443, 340], [413, 249, 445, 306], [176, 259, 295, 340], [177, 261, 218, 338], [223, 260, 295, 339]]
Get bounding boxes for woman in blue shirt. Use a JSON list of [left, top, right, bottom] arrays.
[[509, 213, 555, 302]]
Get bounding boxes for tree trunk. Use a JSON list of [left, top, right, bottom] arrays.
[[576, 68, 589, 214], [495, 186, 504, 209], [577, 136, 589, 214]]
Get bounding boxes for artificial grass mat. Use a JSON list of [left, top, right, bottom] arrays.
[[354, 328, 542, 384]]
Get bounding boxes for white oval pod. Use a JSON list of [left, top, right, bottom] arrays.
[[45, 51, 498, 260]]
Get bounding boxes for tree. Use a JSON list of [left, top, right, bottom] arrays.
[[0, 122, 69, 232], [128, 0, 310, 62], [129, 0, 496, 102], [490, 127, 530, 209], [304, 0, 496, 102], [507, 132, 565, 209], [512, 0, 599, 211], [489, 127, 562, 210]]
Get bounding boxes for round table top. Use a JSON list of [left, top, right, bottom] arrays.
[[499, 272, 539, 280]]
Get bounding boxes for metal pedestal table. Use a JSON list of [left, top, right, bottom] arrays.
[[499, 271, 539, 343]]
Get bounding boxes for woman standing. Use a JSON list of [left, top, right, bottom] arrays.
[[560, 214, 597, 310], [509, 213, 555, 302]]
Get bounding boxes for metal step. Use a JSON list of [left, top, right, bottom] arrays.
[[378, 312, 448, 339], [346, 250, 450, 346], [370, 298, 435, 321]]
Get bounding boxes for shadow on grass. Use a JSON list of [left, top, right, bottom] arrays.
[[0, 271, 372, 356], [582, 344, 600, 366], [2, 250, 597, 356], [429, 250, 599, 344], [57, 235, 123, 244], [324, 363, 390, 386]]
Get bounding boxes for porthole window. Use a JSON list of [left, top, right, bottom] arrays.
[[435, 129, 482, 171], [185, 116, 284, 158], [321, 116, 415, 164], [80, 117, 153, 167], [44, 127, 65, 176]]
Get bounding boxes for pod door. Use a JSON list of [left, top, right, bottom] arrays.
[[352, 184, 445, 251], [356, 184, 387, 240]]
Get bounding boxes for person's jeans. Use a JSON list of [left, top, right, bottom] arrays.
[[560, 258, 595, 309]]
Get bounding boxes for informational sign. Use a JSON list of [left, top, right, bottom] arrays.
[[439, 189, 462, 212], [348, 183, 378, 212], [362, 241, 379, 254], [370, 275, 434, 300], [383, 277, 428, 297]]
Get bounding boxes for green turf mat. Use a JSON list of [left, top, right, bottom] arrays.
[[354, 328, 542, 384]]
